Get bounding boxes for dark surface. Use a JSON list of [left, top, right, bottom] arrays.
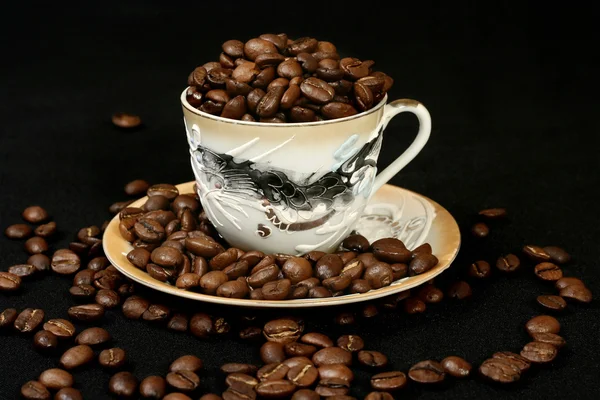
[[1, 1, 599, 399]]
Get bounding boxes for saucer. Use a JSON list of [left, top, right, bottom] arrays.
[[103, 182, 460, 308]]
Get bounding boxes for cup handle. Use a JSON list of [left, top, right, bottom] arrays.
[[372, 98, 432, 192]]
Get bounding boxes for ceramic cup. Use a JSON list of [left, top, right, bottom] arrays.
[[181, 90, 431, 255]]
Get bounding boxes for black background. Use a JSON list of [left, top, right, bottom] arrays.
[[1, 1, 599, 399]]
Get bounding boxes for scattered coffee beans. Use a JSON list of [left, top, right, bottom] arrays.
[[5, 223, 33, 239], [112, 112, 142, 128]]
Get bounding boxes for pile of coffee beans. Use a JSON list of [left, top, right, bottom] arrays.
[[1, 178, 594, 399], [185, 34, 394, 122], [115, 183, 438, 300]]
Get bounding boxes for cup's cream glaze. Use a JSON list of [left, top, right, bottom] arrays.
[[181, 90, 431, 254]]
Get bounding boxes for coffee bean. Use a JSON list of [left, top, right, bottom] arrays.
[[135, 220, 165, 243], [277, 58, 303, 79], [336, 335, 364, 352], [185, 236, 223, 258], [299, 332, 332, 349], [260, 341, 286, 364], [25, 236, 49, 254], [256, 363, 288, 382], [287, 364, 318, 387], [371, 238, 410, 263], [60, 345, 94, 369], [289, 37, 318, 55], [537, 295, 567, 311], [21, 381, 50, 400], [39, 368, 73, 390], [291, 389, 320, 400], [447, 281, 472, 300], [166, 370, 201, 391], [417, 284, 444, 303], [354, 82, 374, 111], [142, 304, 170, 322], [14, 308, 44, 333], [99, 348, 127, 368], [43, 319, 75, 338], [22, 206, 49, 223], [262, 279, 291, 300], [164, 394, 193, 400], [358, 350, 388, 368], [520, 341, 558, 363], [119, 218, 137, 242], [341, 234, 369, 252], [247, 264, 279, 288], [523, 245, 552, 263], [312, 347, 352, 367], [75, 327, 111, 346], [479, 358, 520, 383], [364, 392, 394, 400], [263, 318, 301, 344], [0, 308, 18, 329], [555, 277, 585, 289], [55, 388, 83, 400], [361, 304, 379, 318], [370, 371, 407, 391], [51, 249, 81, 275], [217, 279, 249, 298], [68, 303, 105, 322], [471, 222, 490, 238], [142, 195, 169, 212], [526, 315, 560, 335], [244, 38, 278, 61], [315, 377, 350, 397], [33, 330, 58, 352], [110, 200, 135, 214], [468, 260, 491, 278], [8, 262, 35, 277], [408, 360, 446, 384], [139, 376, 167, 399], [70, 284, 96, 299], [300, 77, 335, 104], [440, 356, 471, 378], [534, 262, 563, 281], [222, 363, 259, 375], [94, 289, 121, 308], [112, 112, 142, 128], [333, 312, 355, 325], [531, 332, 566, 348], [222, 39, 244, 58], [124, 179, 150, 196], [496, 254, 520, 272], [478, 208, 507, 218], [190, 313, 213, 338], [5, 223, 33, 239], [126, 248, 150, 270], [166, 355, 203, 373], [26, 254, 50, 273], [109, 371, 138, 397], [559, 284, 593, 303], [364, 263, 393, 289], [492, 351, 531, 372], [339, 260, 364, 282], [87, 256, 110, 272], [409, 253, 438, 275], [256, 379, 296, 398], [321, 102, 358, 119], [148, 183, 179, 200], [403, 297, 426, 314], [543, 246, 571, 264], [0, 271, 21, 291], [323, 274, 352, 292]]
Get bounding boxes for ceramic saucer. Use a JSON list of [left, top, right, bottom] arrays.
[[103, 182, 460, 308]]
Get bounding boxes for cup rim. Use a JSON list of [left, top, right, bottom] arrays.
[[181, 87, 388, 127]]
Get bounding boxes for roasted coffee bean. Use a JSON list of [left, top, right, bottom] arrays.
[[22, 206, 49, 223], [523, 245, 552, 263], [26, 254, 50, 273], [8, 264, 36, 279], [256, 379, 296, 398], [312, 347, 352, 367], [283, 357, 313, 370], [358, 350, 388, 368], [146, 264, 172, 282], [238, 326, 261, 341], [112, 112, 143, 128], [478, 208, 507, 218], [287, 364, 318, 387], [217, 279, 249, 298], [93, 269, 121, 290], [164, 394, 193, 400], [318, 364, 354, 383], [190, 313, 213, 338], [14, 308, 44, 333], [555, 277, 585, 289], [560, 284, 593, 303], [256, 86, 286, 117], [364, 263, 393, 289], [441, 356, 471, 378], [247, 264, 279, 288], [333, 312, 355, 325], [370, 371, 407, 391], [142, 304, 170, 322], [99, 348, 127, 368], [200, 271, 228, 295], [289, 37, 318, 55], [321, 102, 357, 119], [337, 335, 364, 352], [143, 195, 170, 212], [278, 58, 303, 79], [0, 271, 21, 291], [4, 223, 33, 239], [339, 58, 370, 80], [176, 273, 200, 290], [70, 284, 96, 299], [109, 371, 138, 397], [289, 106, 315, 122], [264, 318, 301, 343], [468, 260, 491, 278], [543, 246, 570, 264], [222, 39, 244, 58], [340, 260, 364, 282], [537, 295, 567, 311], [124, 179, 150, 196], [291, 389, 320, 400], [75, 327, 111, 346], [95, 289, 121, 308], [354, 82, 374, 111], [147, 183, 179, 200], [119, 218, 137, 242], [315, 378, 350, 396], [471, 222, 490, 238], [244, 38, 278, 61], [408, 360, 445, 383], [221, 96, 248, 119], [260, 341, 286, 364], [33, 222, 55, 238], [413, 283, 440, 303], [534, 262, 563, 281], [169, 354, 203, 372], [33, 330, 58, 352], [409, 253, 438, 275], [257, 363, 289, 381], [139, 376, 167, 399], [77, 225, 101, 245], [323, 274, 352, 292], [285, 342, 317, 357], [496, 254, 520, 272], [43, 319, 75, 338], [531, 332, 566, 348], [262, 279, 291, 300], [60, 345, 94, 369], [167, 313, 189, 332], [51, 249, 81, 275], [185, 236, 223, 258], [364, 392, 394, 400], [231, 62, 259, 84], [54, 387, 83, 400], [25, 236, 49, 254], [127, 248, 151, 269], [21, 380, 50, 400], [526, 315, 560, 335], [520, 341, 558, 363], [301, 332, 333, 348], [492, 351, 531, 372], [300, 77, 335, 104], [404, 297, 426, 314], [120, 207, 144, 221], [447, 281, 472, 300], [134, 220, 165, 243], [87, 256, 109, 272], [222, 363, 258, 376], [361, 304, 379, 318], [479, 358, 520, 383], [151, 247, 183, 268], [209, 248, 238, 270], [110, 200, 136, 214], [39, 368, 73, 390], [371, 238, 409, 263], [0, 308, 18, 329], [68, 303, 105, 322]]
